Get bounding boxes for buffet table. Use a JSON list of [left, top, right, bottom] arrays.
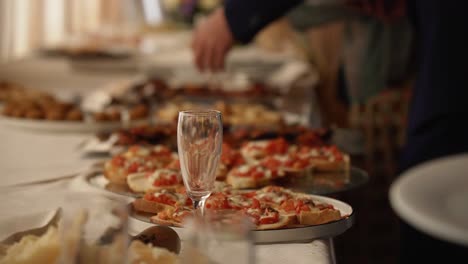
[[0, 57, 334, 264]]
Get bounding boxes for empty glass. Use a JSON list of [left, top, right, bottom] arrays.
[[177, 110, 223, 215]]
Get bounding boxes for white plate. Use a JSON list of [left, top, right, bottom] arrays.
[[71, 172, 354, 242], [0, 116, 148, 133], [390, 154, 468, 247], [129, 194, 354, 243]]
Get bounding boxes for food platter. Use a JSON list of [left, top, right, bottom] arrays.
[[81, 167, 368, 198], [128, 194, 354, 244], [71, 170, 355, 243], [0, 116, 149, 133]]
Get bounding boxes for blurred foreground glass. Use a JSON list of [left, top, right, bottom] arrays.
[[181, 211, 255, 264], [58, 192, 128, 264], [177, 110, 223, 215]]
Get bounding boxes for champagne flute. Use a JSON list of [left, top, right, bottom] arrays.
[[177, 110, 222, 216]]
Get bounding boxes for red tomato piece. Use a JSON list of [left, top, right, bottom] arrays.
[[252, 171, 265, 180], [251, 198, 261, 209], [111, 155, 125, 166], [127, 162, 140, 173], [259, 215, 279, 225], [280, 200, 296, 212]]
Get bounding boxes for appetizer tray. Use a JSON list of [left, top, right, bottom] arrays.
[[80, 167, 368, 197], [128, 194, 354, 244], [71, 170, 355, 243]]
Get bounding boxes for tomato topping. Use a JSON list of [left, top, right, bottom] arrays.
[[145, 193, 177, 206], [299, 205, 311, 212], [127, 162, 140, 173], [154, 146, 171, 154], [156, 211, 170, 220], [289, 158, 310, 169], [153, 174, 179, 186], [242, 209, 260, 224], [206, 193, 230, 209], [174, 211, 192, 222], [261, 157, 283, 170], [243, 191, 256, 198], [221, 143, 245, 167], [280, 199, 313, 213], [128, 145, 140, 153], [252, 171, 265, 179], [165, 159, 180, 171], [235, 166, 265, 178], [184, 198, 193, 206], [251, 198, 261, 209], [264, 138, 289, 155], [280, 200, 296, 212], [111, 156, 125, 166], [259, 214, 279, 225]]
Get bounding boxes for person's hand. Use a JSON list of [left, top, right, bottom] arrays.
[[192, 8, 234, 72]]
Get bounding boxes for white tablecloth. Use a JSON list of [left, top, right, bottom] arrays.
[[0, 57, 332, 264]]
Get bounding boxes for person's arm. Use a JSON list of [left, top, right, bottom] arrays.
[[192, 0, 302, 72], [224, 0, 303, 43]]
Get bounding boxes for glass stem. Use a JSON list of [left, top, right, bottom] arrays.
[[193, 197, 207, 217]]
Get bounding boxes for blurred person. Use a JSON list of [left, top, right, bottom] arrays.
[[193, 1, 413, 128], [192, 0, 468, 262]]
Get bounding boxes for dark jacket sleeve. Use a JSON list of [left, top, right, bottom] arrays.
[[224, 0, 303, 43]]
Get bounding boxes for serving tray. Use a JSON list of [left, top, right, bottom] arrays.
[[128, 194, 354, 244], [71, 171, 355, 243], [81, 166, 368, 197]]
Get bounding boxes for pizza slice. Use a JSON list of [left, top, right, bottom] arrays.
[[127, 169, 183, 193], [294, 146, 350, 173], [132, 188, 192, 214], [240, 204, 295, 230], [150, 206, 193, 228], [253, 186, 295, 205], [240, 138, 289, 163], [217, 143, 246, 180], [226, 164, 280, 189], [104, 145, 177, 185], [278, 196, 342, 225], [259, 155, 313, 178]]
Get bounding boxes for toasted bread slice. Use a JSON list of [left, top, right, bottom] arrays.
[[132, 198, 174, 214], [240, 141, 269, 163], [256, 214, 296, 230], [298, 208, 341, 225], [282, 166, 313, 178], [127, 171, 182, 193], [103, 161, 127, 185], [150, 215, 184, 228], [311, 154, 350, 172], [226, 173, 271, 189], [149, 207, 193, 228]]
